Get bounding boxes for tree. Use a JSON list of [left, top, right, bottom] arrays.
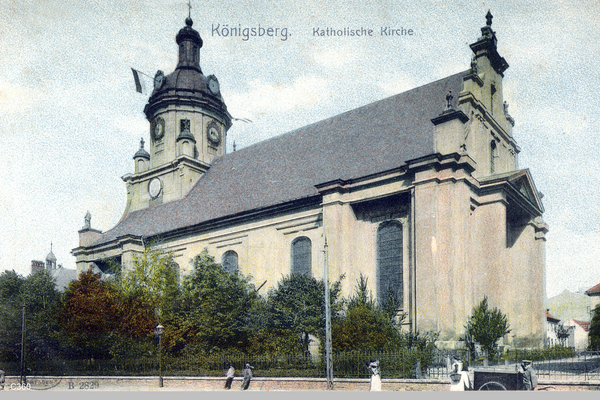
[[60, 271, 121, 358], [332, 275, 404, 351], [248, 273, 343, 355], [589, 305, 600, 350], [115, 244, 180, 323], [172, 250, 258, 354], [60, 271, 156, 359], [0, 270, 63, 370], [554, 322, 572, 347], [464, 297, 511, 359]]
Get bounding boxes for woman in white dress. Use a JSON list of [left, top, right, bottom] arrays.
[[449, 357, 471, 391], [367, 360, 382, 391]]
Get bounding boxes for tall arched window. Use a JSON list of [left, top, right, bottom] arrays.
[[221, 250, 238, 273], [490, 140, 498, 174], [291, 237, 312, 276], [377, 221, 403, 307]]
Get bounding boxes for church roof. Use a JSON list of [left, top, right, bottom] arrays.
[[94, 70, 468, 246]]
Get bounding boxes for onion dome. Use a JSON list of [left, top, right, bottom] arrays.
[[133, 138, 150, 159], [144, 18, 231, 130]]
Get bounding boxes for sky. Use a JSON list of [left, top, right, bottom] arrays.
[[0, 0, 598, 299]]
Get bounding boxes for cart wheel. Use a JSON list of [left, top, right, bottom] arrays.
[[478, 381, 507, 390]]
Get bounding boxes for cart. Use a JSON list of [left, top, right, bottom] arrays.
[[472, 366, 525, 390]]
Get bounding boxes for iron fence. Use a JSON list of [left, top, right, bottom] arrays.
[[2, 349, 599, 381], [426, 349, 600, 382]]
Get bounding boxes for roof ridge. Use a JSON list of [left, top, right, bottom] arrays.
[[232, 70, 470, 154]]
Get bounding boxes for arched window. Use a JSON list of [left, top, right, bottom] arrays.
[[291, 237, 312, 276], [221, 250, 238, 273], [377, 221, 403, 307], [490, 141, 498, 174]]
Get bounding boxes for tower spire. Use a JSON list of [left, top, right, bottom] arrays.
[[188, 0, 192, 19]]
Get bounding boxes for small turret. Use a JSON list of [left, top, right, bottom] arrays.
[[46, 243, 57, 270], [133, 138, 150, 173]]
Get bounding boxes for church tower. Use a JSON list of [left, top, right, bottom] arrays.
[[432, 11, 519, 180], [122, 16, 232, 214]]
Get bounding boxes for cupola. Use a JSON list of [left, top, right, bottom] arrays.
[[133, 138, 150, 173]]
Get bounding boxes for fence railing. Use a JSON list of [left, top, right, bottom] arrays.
[[426, 349, 600, 382], [3, 349, 599, 381]]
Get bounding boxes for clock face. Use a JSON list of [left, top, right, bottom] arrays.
[[148, 178, 162, 198], [152, 117, 165, 141], [207, 75, 220, 95], [207, 126, 221, 145]]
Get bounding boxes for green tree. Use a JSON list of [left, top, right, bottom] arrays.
[[173, 250, 258, 354], [0, 270, 62, 369], [464, 297, 511, 359], [332, 275, 403, 351], [115, 244, 180, 322], [251, 273, 343, 354], [589, 305, 600, 350]]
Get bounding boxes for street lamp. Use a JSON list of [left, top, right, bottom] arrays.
[[154, 324, 164, 388]]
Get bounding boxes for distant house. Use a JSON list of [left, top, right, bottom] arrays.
[[585, 282, 600, 312], [545, 309, 561, 347], [564, 320, 590, 352], [546, 290, 593, 323], [31, 245, 78, 291]]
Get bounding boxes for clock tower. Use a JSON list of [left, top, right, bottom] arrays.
[[122, 17, 232, 214]]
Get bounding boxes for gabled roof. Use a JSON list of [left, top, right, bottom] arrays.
[[93, 71, 468, 246], [570, 320, 590, 332], [586, 282, 600, 296]]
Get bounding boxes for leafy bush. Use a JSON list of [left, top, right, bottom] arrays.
[[504, 345, 576, 362]]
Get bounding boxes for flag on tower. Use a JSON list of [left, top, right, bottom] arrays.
[[131, 68, 146, 94]]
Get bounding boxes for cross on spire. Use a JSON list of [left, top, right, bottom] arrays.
[[187, 0, 192, 19]]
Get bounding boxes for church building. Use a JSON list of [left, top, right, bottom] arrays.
[[72, 12, 548, 348]]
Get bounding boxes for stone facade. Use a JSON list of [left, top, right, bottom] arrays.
[[72, 13, 547, 347]]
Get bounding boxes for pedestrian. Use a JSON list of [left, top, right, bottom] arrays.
[[241, 362, 253, 390], [0, 366, 4, 390], [367, 359, 381, 391], [449, 355, 471, 391], [224, 362, 235, 390], [518, 360, 537, 390]]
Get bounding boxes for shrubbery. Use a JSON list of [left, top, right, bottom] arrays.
[[504, 345, 576, 362]]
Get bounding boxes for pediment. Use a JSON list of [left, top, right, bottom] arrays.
[[507, 169, 544, 214]]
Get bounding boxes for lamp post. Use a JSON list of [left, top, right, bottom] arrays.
[[154, 324, 164, 388], [323, 237, 333, 390], [20, 304, 26, 385]]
